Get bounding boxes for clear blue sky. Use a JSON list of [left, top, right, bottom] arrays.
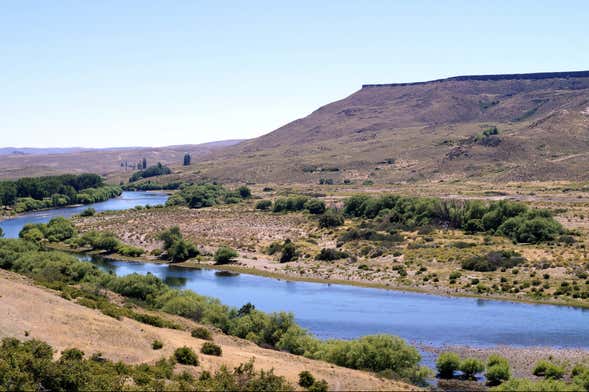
[[1, 1, 587, 148]]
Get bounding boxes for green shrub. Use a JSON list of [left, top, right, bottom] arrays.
[[214, 246, 238, 264], [152, 340, 163, 350], [436, 352, 461, 379], [191, 327, 212, 340], [318, 209, 344, 228], [460, 358, 484, 379], [116, 244, 144, 257], [279, 240, 297, 263], [315, 248, 349, 261], [80, 207, 96, 217], [533, 360, 565, 380], [157, 227, 198, 262], [256, 200, 272, 211], [298, 371, 315, 388], [238, 186, 251, 199], [174, 346, 199, 366], [486, 361, 511, 386], [462, 251, 524, 272], [305, 199, 326, 215], [493, 378, 574, 391], [308, 379, 329, 392], [200, 342, 222, 356]]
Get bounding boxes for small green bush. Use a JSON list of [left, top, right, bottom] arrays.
[[174, 346, 199, 366], [318, 210, 344, 228], [214, 246, 238, 264], [533, 360, 565, 380], [315, 248, 349, 261], [298, 371, 315, 388], [200, 342, 222, 356], [436, 352, 461, 379], [152, 340, 163, 350], [191, 327, 212, 340], [80, 207, 96, 217], [308, 380, 329, 392], [255, 200, 272, 211], [460, 358, 484, 379]]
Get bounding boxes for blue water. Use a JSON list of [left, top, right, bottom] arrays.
[[0, 191, 168, 239], [83, 256, 589, 349]]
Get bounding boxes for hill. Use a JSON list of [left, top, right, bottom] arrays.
[[0, 140, 243, 181], [182, 70, 589, 184]]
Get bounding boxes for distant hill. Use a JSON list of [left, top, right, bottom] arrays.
[[0, 140, 244, 181], [182, 70, 589, 183]]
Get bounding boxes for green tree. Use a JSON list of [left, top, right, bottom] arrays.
[[183, 153, 191, 166], [174, 346, 199, 366], [460, 358, 484, 379]]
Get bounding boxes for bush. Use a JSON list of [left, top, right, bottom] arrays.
[[191, 327, 212, 340], [152, 340, 163, 350], [318, 210, 345, 228], [308, 380, 329, 392], [487, 363, 511, 386], [200, 342, 222, 356], [214, 246, 238, 264], [116, 245, 144, 257], [533, 360, 565, 380], [279, 240, 297, 263], [80, 207, 96, 217], [304, 199, 326, 215], [315, 248, 349, 261], [298, 371, 315, 388], [460, 358, 484, 379], [238, 186, 251, 199], [174, 346, 199, 366], [437, 352, 461, 379], [255, 200, 272, 211], [157, 227, 198, 262], [462, 251, 524, 272], [493, 378, 573, 391]]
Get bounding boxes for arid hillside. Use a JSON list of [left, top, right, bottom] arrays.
[[180, 71, 589, 184]]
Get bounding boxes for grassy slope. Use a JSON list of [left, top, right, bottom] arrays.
[[0, 268, 416, 391]]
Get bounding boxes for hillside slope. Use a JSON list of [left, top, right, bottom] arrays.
[[0, 269, 415, 391], [186, 71, 589, 183]]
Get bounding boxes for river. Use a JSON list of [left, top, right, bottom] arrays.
[[3, 191, 589, 351]]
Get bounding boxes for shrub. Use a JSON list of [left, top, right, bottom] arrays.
[[255, 200, 272, 211], [493, 378, 573, 391], [238, 186, 251, 199], [486, 358, 511, 386], [308, 380, 329, 392], [304, 199, 326, 215], [315, 248, 349, 261], [157, 227, 198, 262], [436, 352, 461, 379], [318, 209, 344, 228], [214, 246, 238, 264], [152, 340, 163, 350], [200, 342, 222, 356], [191, 327, 212, 340], [80, 207, 96, 217], [462, 251, 524, 272], [116, 245, 144, 257], [533, 360, 565, 380], [460, 358, 484, 379], [174, 346, 199, 366], [298, 371, 315, 388], [280, 240, 297, 263]]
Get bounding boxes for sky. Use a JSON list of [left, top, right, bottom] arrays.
[[1, 1, 588, 148]]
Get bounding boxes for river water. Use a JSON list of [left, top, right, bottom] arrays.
[[4, 191, 589, 350]]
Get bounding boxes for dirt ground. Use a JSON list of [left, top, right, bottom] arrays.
[[0, 269, 416, 391]]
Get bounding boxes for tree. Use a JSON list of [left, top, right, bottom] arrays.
[[238, 186, 251, 198], [280, 240, 297, 263], [298, 371, 315, 388], [183, 153, 191, 166], [142, 157, 147, 169], [0, 227, 3, 238], [174, 347, 199, 366]]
